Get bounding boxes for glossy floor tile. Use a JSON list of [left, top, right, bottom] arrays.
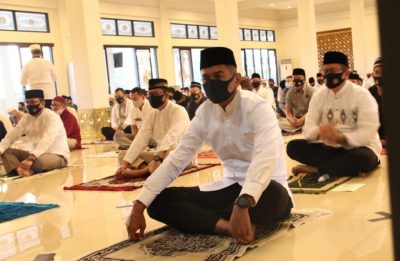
[[0, 136, 394, 261]]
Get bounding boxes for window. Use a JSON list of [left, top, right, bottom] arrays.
[[0, 9, 49, 32], [173, 47, 205, 87], [239, 28, 275, 42], [0, 44, 54, 115], [241, 48, 278, 83], [170, 24, 217, 40], [104, 46, 158, 92], [101, 18, 155, 37]]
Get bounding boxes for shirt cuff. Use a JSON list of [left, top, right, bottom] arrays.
[[136, 187, 157, 207], [239, 180, 267, 205]]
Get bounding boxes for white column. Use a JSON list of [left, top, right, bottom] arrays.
[[296, 0, 319, 75], [158, 1, 175, 84], [350, 0, 367, 76], [214, 0, 242, 73], [57, 0, 109, 109]]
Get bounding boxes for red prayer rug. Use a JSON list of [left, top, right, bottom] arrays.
[[63, 164, 220, 192]]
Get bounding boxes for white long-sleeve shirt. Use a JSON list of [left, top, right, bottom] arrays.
[[136, 89, 292, 207], [20, 58, 58, 99], [111, 99, 133, 130], [123, 101, 190, 163], [0, 109, 70, 162], [303, 81, 382, 157], [254, 87, 276, 110]]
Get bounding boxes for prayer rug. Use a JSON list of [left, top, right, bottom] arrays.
[[81, 140, 116, 145], [0, 202, 59, 223], [288, 173, 352, 194], [198, 150, 218, 159], [64, 164, 219, 192], [197, 151, 221, 165], [77, 208, 330, 261], [0, 166, 78, 183]]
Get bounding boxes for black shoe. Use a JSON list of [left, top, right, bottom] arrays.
[[7, 169, 19, 177]]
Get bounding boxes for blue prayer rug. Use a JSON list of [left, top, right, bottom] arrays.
[[0, 202, 59, 223]]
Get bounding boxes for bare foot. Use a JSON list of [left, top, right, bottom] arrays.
[[215, 219, 256, 244], [292, 164, 319, 175], [17, 167, 33, 177]]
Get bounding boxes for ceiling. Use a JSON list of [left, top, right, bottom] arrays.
[[99, 0, 377, 19]]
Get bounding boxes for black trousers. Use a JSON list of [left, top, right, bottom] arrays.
[[147, 180, 293, 234], [286, 139, 380, 177], [101, 125, 131, 141]]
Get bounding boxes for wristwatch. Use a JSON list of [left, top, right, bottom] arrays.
[[234, 194, 255, 209], [153, 155, 163, 162]]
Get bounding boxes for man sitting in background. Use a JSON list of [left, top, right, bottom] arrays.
[[287, 51, 381, 180], [114, 78, 190, 179], [369, 57, 385, 149], [186, 81, 207, 120], [240, 76, 253, 92], [252, 73, 275, 110], [0, 90, 69, 177], [101, 88, 133, 146], [52, 96, 82, 150], [7, 108, 25, 127], [278, 68, 314, 133]]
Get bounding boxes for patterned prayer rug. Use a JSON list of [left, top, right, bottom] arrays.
[[63, 164, 220, 192], [198, 151, 218, 159], [77, 208, 330, 261], [288, 173, 353, 194], [0, 202, 59, 223]]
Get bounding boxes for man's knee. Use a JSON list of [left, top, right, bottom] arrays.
[[147, 188, 186, 218], [286, 139, 307, 159]]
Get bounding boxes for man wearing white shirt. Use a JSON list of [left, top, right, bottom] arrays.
[[251, 73, 276, 110], [314, 73, 324, 92], [0, 90, 69, 177], [114, 87, 155, 149], [287, 51, 381, 179], [114, 79, 190, 179], [101, 88, 133, 146], [20, 44, 58, 108], [126, 47, 293, 245]]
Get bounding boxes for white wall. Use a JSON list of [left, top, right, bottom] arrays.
[[276, 5, 380, 78]]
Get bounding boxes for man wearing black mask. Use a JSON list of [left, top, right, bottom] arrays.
[[101, 88, 133, 145], [115, 78, 190, 179], [287, 51, 381, 181], [125, 47, 293, 245], [0, 90, 69, 177], [369, 57, 385, 149], [186, 81, 207, 120], [251, 73, 275, 110], [279, 68, 314, 133]]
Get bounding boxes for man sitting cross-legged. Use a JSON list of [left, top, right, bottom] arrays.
[[114, 78, 190, 179], [0, 90, 69, 177], [287, 51, 381, 181], [125, 47, 293, 245]]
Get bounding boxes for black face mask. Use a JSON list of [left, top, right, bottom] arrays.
[[252, 81, 261, 88], [374, 76, 383, 87], [294, 79, 304, 87], [27, 104, 42, 116], [173, 91, 183, 101], [116, 96, 124, 104], [317, 79, 324, 85], [203, 76, 235, 104], [149, 94, 165, 109], [190, 93, 200, 101], [324, 72, 345, 89]]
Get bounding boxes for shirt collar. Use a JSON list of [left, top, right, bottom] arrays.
[[222, 88, 240, 118]]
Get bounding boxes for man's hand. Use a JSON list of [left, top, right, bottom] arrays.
[[148, 160, 161, 174], [319, 122, 346, 146], [293, 117, 305, 128], [126, 200, 147, 241], [19, 159, 33, 170], [116, 128, 124, 134], [115, 161, 129, 179], [229, 206, 254, 245], [287, 117, 297, 127]]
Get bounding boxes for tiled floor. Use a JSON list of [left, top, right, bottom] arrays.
[[0, 136, 394, 261]]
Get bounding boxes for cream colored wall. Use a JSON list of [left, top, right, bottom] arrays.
[[276, 5, 380, 78], [0, 0, 69, 97]]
